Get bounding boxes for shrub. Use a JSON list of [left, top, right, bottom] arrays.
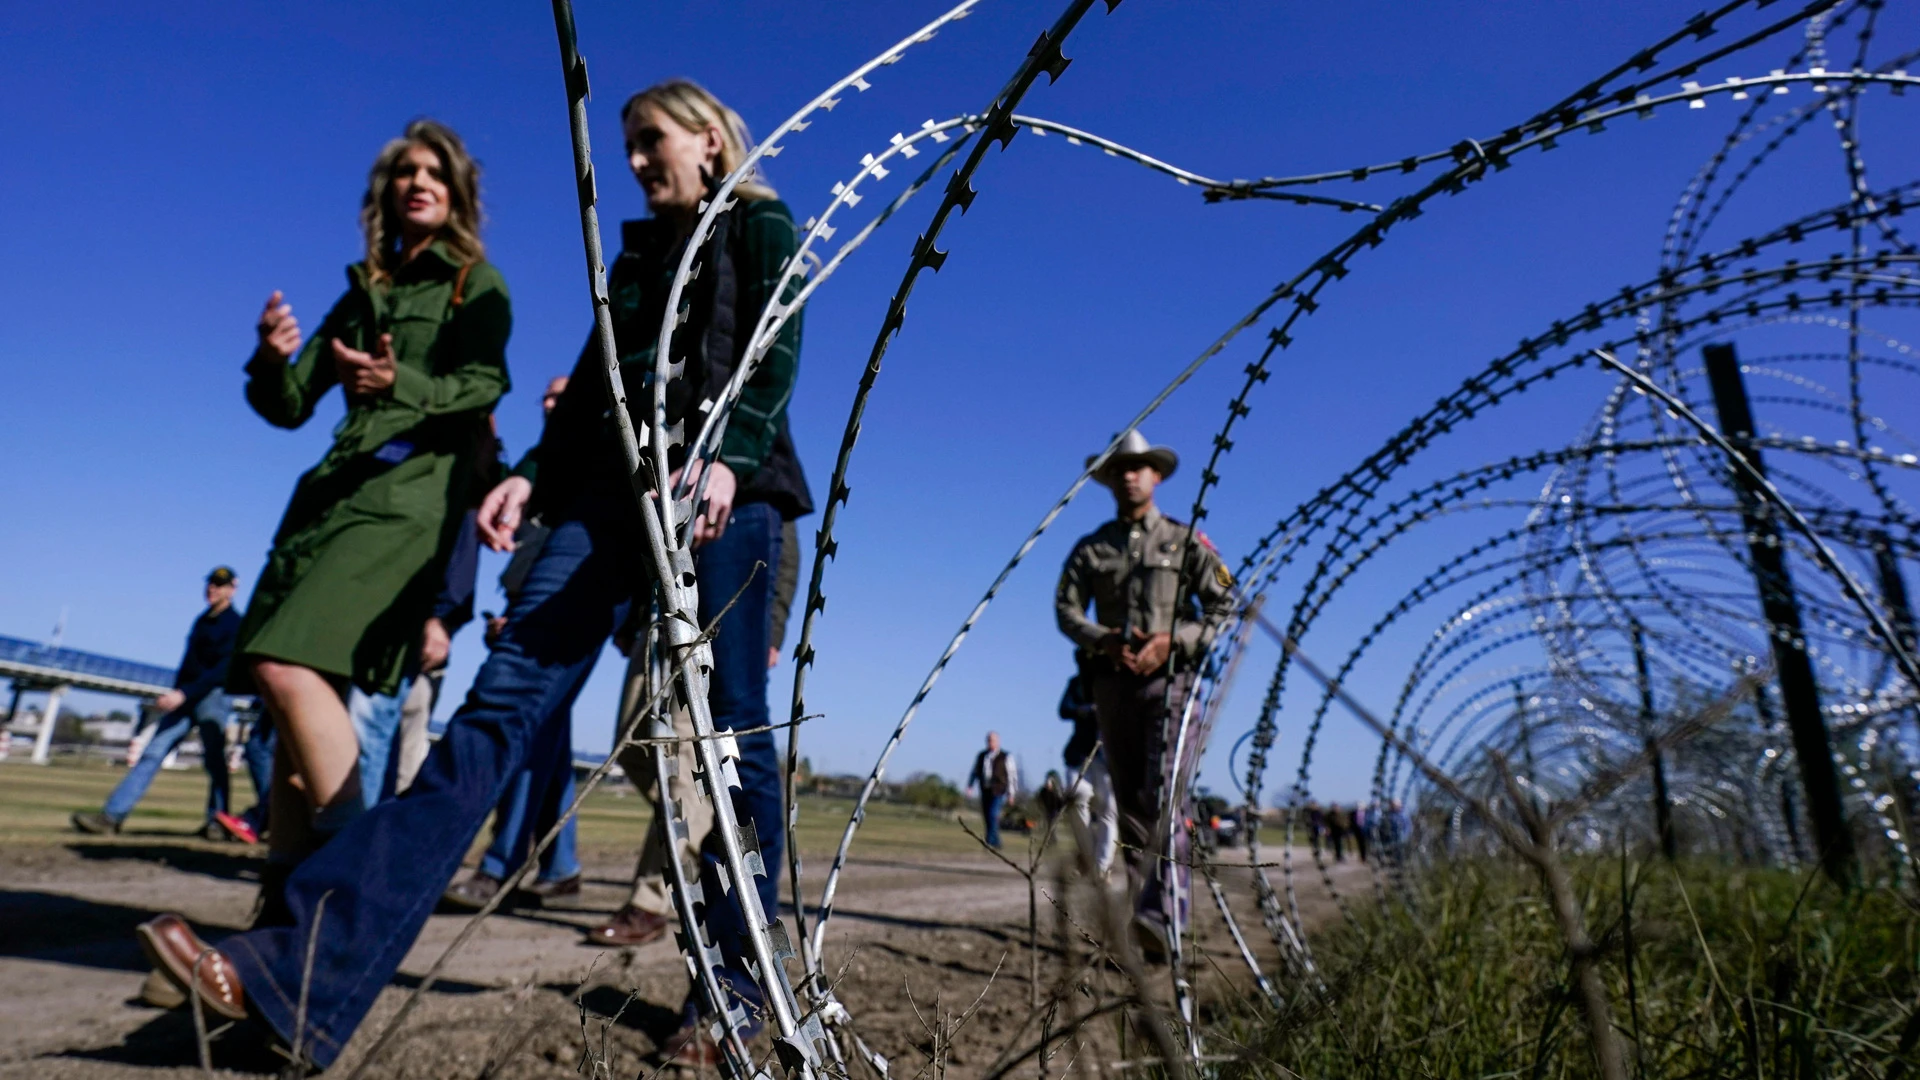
[[897, 771, 964, 811]]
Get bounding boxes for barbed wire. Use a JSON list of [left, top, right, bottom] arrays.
[[529, 0, 1920, 1070]]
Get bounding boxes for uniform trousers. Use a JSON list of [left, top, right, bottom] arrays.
[[222, 497, 782, 1068], [1087, 667, 1193, 926]]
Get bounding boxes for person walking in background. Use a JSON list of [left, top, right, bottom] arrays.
[[1304, 799, 1327, 857], [127, 83, 806, 1071], [73, 567, 244, 838], [1352, 802, 1370, 862], [389, 502, 485, 797], [1057, 673, 1118, 875], [387, 407, 510, 799], [216, 704, 275, 844], [1385, 798, 1412, 855], [966, 731, 1019, 848], [1328, 802, 1351, 862], [203, 118, 510, 927], [1056, 429, 1235, 958]]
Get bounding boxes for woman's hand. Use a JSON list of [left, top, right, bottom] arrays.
[[256, 291, 302, 361], [332, 334, 397, 399], [672, 459, 736, 547], [478, 476, 533, 552]]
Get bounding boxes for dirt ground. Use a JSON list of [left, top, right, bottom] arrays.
[[0, 769, 1376, 1080]]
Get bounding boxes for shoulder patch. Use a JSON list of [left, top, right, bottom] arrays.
[[1214, 562, 1234, 589], [1195, 529, 1219, 554]]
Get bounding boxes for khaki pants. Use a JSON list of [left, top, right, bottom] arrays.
[[392, 671, 440, 795], [1069, 752, 1119, 874], [614, 647, 714, 916]]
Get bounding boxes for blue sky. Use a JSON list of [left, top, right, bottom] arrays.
[[4, 1, 1912, 802]]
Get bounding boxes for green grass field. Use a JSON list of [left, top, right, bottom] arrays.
[[1221, 856, 1920, 1078], [0, 756, 989, 857]]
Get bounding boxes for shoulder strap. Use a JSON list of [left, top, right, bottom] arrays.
[[451, 262, 475, 309]]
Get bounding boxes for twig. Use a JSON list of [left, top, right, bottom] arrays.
[[292, 889, 330, 1066], [1489, 751, 1626, 1080], [189, 949, 213, 1079]]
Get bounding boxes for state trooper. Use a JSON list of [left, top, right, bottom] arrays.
[[1055, 429, 1235, 956]]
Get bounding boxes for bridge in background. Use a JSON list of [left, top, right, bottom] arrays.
[[0, 636, 615, 773], [0, 635, 174, 764]]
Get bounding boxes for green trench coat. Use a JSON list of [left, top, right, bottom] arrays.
[[234, 243, 511, 695]]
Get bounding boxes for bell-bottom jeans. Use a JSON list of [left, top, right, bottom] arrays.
[[223, 497, 782, 1067]]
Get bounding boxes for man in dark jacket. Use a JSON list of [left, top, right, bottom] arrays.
[[74, 567, 244, 836]]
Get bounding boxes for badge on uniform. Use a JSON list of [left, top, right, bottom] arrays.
[[1215, 563, 1234, 589], [372, 439, 415, 465]]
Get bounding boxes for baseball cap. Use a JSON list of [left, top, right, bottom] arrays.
[[206, 566, 238, 586]]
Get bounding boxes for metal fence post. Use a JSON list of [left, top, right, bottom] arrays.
[[1632, 624, 1677, 860], [1702, 342, 1854, 882]]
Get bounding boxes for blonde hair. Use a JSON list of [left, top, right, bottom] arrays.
[[360, 119, 485, 285], [622, 79, 777, 202]]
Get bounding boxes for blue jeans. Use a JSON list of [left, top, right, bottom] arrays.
[[224, 498, 782, 1067], [479, 754, 581, 883], [240, 709, 275, 833], [983, 793, 1007, 848], [104, 691, 232, 825], [347, 677, 412, 809]]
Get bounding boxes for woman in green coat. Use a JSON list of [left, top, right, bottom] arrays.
[[237, 119, 511, 880]]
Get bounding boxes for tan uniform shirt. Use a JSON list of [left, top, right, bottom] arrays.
[[1055, 506, 1236, 665]]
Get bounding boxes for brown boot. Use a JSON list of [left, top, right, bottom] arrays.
[[441, 871, 503, 910], [583, 905, 670, 947], [523, 872, 583, 903], [135, 914, 247, 1021]]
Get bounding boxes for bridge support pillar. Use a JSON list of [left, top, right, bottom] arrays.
[[30, 684, 70, 765], [1, 685, 19, 759]]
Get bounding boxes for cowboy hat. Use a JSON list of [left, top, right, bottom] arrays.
[[1086, 429, 1178, 480]]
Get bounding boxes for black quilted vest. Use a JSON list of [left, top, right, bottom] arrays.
[[533, 206, 813, 523]]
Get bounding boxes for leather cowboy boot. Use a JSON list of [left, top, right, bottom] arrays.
[[135, 913, 247, 1021]]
